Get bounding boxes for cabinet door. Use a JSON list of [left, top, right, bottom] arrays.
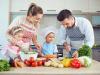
[[89, 0, 100, 12], [34, 0, 65, 14], [11, 0, 31, 12], [64, 0, 89, 12], [11, 0, 65, 13]]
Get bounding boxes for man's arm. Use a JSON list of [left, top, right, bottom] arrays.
[[83, 19, 95, 48]]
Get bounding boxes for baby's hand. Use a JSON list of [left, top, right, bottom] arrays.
[[72, 51, 78, 58], [14, 58, 26, 68]]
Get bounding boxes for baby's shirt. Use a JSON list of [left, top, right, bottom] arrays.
[[42, 42, 58, 55]]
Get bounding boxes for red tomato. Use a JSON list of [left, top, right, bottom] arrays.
[[32, 61, 38, 67], [37, 60, 43, 66], [71, 58, 81, 68], [29, 57, 34, 64], [42, 60, 46, 65], [24, 59, 31, 66]]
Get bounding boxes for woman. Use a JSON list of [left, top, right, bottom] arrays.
[[7, 3, 43, 50]]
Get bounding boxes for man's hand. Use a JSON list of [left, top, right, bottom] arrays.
[[63, 42, 71, 52], [72, 51, 78, 58]]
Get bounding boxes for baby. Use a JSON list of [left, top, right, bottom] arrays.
[[1, 26, 32, 67], [40, 26, 58, 58]]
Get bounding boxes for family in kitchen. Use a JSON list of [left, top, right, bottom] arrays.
[[0, 3, 94, 67]]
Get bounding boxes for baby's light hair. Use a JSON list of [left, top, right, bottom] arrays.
[[8, 26, 23, 36]]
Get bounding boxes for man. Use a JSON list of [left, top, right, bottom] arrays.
[[57, 9, 94, 57]]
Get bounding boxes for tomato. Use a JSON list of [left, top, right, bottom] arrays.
[[24, 59, 31, 66], [71, 58, 81, 68], [32, 61, 38, 67], [37, 60, 43, 66], [42, 60, 46, 65], [29, 57, 34, 64]]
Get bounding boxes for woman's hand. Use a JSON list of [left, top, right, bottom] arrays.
[[34, 42, 42, 51], [72, 51, 78, 58]]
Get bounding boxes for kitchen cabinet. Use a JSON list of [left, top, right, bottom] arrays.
[[0, 60, 100, 75], [89, 0, 100, 12], [10, 0, 64, 14], [10, 0, 30, 12], [64, 0, 89, 12], [10, 0, 100, 13], [10, 0, 89, 13], [33, 0, 64, 14]]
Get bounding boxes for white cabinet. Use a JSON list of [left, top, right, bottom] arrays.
[[10, 0, 65, 14], [33, 0, 64, 14], [64, 0, 89, 12], [10, 0, 31, 12], [89, 0, 100, 12], [10, 0, 89, 13], [10, 0, 100, 13]]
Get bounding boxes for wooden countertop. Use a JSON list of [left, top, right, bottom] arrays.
[[0, 60, 100, 75]]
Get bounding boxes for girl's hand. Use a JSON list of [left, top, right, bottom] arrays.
[[72, 51, 78, 58]]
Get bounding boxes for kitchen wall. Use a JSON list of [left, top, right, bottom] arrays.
[[0, 0, 10, 49]]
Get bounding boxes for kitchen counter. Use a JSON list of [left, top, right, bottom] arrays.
[[0, 60, 100, 75]]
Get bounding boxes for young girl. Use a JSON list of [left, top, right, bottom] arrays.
[[40, 26, 58, 58]]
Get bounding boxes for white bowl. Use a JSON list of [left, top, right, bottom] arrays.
[[19, 51, 38, 61]]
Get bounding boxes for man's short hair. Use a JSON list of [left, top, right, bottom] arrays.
[[57, 9, 72, 21]]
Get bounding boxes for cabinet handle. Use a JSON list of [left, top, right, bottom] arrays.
[[47, 10, 56, 11], [20, 10, 27, 11]]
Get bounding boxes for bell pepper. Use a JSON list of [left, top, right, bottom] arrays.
[[71, 58, 81, 68]]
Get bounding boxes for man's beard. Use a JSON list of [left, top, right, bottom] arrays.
[[67, 24, 75, 29]]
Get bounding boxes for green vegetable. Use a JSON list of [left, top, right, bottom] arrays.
[[78, 56, 92, 67], [78, 45, 92, 57], [0, 60, 10, 72]]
